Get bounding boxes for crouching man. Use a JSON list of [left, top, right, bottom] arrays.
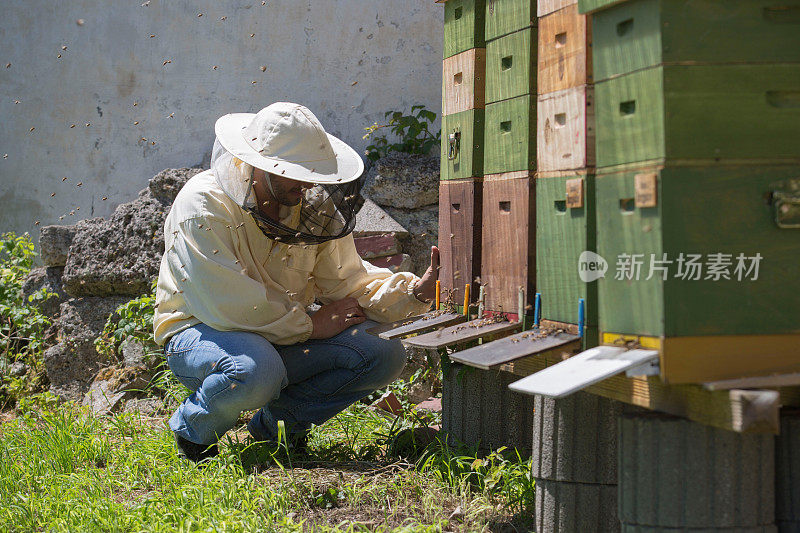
[[153, 102, 439, 462]]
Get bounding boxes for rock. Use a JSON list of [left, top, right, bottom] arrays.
[[9, 361, 28, 378], [122, 397, 164, 417], [83, 379, 128, 415], [62, 194, 165, 297], [363, 153, 439, 209], [415, 397, 442, 413], [120, 337, 147, 368], [20, 266, 68, 318], [384, 205, 438, 276], [62, 168, 200, 298], [44, 296, 131, 401], [83, 365, 152, 415], [39, 225, 77, 267], [148, 167, 202, 205], [354, 198, 408, 237]]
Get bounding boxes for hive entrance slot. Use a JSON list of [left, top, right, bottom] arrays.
[[454, 6, 463, 20], [500, 120, 512, 133], [619, 100, 636, 116], [451, 203, 461, 213], [554, 113, 567, 127], [499, 201, 511, 212], [501, 56, 513, 70], [554, 200, 567, 213], [617, 18, 634, 36], [555, 32, 567, 47], [619, 198, 635, 213]]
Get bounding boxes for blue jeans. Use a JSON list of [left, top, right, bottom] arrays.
[[165, 321, 406, 445]]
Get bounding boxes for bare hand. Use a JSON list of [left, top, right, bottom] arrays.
[[413, 246, 439, 303], [309, 297, 367, 339]]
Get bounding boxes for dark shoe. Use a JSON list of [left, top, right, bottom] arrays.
[[174, 433, 219, 463]]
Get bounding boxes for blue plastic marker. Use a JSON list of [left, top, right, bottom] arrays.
[[578, 298, 585, 338], [533, 292, 541, 327]]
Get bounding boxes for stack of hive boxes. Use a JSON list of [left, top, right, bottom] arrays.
[[535, 0, 596, 345], [439, 0, 486, 309], [480, 0, 538, 317], [581, 0, 800, 383]]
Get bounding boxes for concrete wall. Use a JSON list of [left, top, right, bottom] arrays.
[[0, 0, 443, 241]]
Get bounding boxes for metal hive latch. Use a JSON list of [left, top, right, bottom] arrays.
[[448, 130, 461, 160]]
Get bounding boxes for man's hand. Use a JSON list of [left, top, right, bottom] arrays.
[[309, 297, 367, 339], [413, 246, 440, 303]]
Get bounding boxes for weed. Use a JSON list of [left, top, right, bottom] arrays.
[[363, 106, 440, 163]]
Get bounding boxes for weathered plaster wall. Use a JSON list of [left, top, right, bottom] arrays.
[[0, 0, 443, 240]]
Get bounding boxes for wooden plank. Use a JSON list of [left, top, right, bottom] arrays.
[[450, 328, 580, 368], [485, 26, 537, 104], [438, 179, 483, 305], [481, 174, 536, 314], [443, 48, 487, 116], [661, 335, 800, 385], [354, 233, 398, 259], [444, 0, 486, 59], [704, 373, 800, 392], [537, 0, 576, 17], [537, 3, 592, 94], [440, 109, 485, 180], [486, 0, 537, 41], [402, 317, 522, 348], [484, 94, 536, 174], [536, 84, 595, 171], [592, 0, 800, 83], [508, 346, 658, 397], [595, 64, 800, 168], [536, 173, 596, 326], [374, 312, 466, 340], [501, 347, 789, 434]]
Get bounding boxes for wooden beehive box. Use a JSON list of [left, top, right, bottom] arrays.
[[536, 170, 597, 333], [595, 163, 800, 383], [439, 179, 483, 305], [537, 3, 592, 94], [443, 0, 487, 59], [481, 172, 536, 315], [486, 0, 537, 41], [537, 84, 594, 171], [486, 26, 538, 104], [594, 64, 800, 168]]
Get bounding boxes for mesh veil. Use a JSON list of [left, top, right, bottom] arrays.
[[211, 138, 364, 245]]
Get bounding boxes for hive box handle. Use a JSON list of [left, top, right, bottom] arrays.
[[763, 6, 800, 23], [617, 18, 634, 36]]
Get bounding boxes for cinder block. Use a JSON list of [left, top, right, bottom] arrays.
[[776, 409, 800, 532], [535, 477, 619, 533], [532, 390, 622, 484], [619, 412, 775, 529], [441, 365, 534, 455]]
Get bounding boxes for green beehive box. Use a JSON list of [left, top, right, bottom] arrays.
[[444, 0, 487, 59], [596, 164, 800, 338], [485, 0, 536, 41], [536, 172, 597, 327], [591, 0, 800, 82], [594, 64, 800, 168], [486, 26, 537, 104], [441, 109, 486, 180], [578, 0, 626, 13], [484, 94, 537, 174]]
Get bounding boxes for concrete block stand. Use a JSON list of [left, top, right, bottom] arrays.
[[619, 412, 776, 532], [776, 409, 800, 533], [533, 391, 626, 533], [441, 364, 535, 456]]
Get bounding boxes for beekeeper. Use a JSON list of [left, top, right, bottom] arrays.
[[153, 102, 439, 462]]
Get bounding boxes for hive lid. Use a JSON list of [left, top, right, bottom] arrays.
[[508, 346, 659, 398]]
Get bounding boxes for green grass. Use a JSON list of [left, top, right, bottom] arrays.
[[0, 396, 534, 532]]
